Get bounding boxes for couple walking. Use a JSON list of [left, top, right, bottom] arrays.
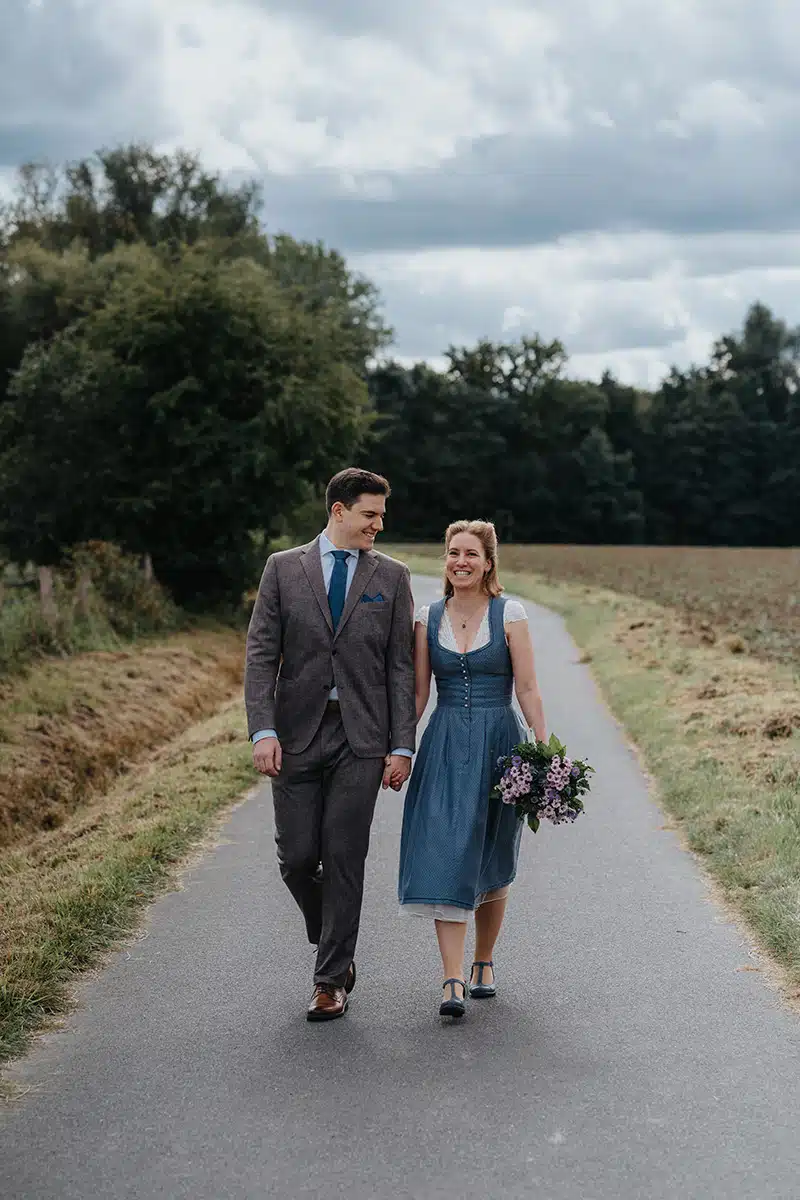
[[245, 468, 546, 1021]]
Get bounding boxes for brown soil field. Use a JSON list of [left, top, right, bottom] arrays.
[[0, 628, 244, 847], [401, 544, 800, 667]]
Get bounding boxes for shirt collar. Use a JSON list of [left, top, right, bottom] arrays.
[[319, 531, 359, 560]]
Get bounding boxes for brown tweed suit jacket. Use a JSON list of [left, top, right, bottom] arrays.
[[244, 538, 416, 758]]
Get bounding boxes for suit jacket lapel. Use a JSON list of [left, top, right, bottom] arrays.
[[335, 551, 379, 640], [300, 538, 333, 633]]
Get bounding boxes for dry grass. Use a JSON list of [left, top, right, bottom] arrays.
[[584, 587, 800, 791], [390, 546, 800, 997], [0, 698, 254, 1069], [0, 628, 244, 846]]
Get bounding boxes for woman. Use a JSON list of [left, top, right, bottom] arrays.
[[398, 520, 546, 1019]]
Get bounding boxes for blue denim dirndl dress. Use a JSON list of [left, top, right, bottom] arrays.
[[398, 596, 525, 913]]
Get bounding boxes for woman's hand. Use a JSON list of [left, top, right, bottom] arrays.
[[383, 754, 412, 791]]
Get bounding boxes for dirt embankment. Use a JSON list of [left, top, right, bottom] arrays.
[[0, 628, 245, 847]]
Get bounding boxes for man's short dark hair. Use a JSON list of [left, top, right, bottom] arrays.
[[326, 468, 391, 513]]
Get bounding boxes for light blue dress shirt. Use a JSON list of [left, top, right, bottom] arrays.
[[252, 532, 412, 757]]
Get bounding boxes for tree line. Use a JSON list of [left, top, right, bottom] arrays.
[[1, 144, 797, 609], [367, 301, 800, 549]]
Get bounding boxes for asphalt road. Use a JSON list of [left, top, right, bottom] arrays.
[[2, 575, 800, 1199]]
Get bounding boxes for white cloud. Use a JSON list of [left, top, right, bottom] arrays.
[[154, 0, 566, 177], [0, 167, 17, 202], [356, 231, 800, 385]]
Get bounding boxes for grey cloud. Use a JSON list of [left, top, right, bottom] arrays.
[[176, 24, 205, 50], [4, 0, 799, 258], [3, 0, 800, 380], [0, 0, 165, 170], [363, 269, 693, 362], [369, 260, 800, 373], [230, 0, 432, 41], [256, 110, 800, 256], [230, 0, 800, 256]]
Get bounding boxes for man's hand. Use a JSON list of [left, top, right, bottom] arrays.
[[382, 754, 412, 792], [253, 736, 282, 778]]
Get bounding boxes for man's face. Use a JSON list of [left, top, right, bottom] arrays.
[[333, 493, 386, 550]]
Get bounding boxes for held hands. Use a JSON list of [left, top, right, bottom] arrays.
[[254, 740, 410, 788], [253, 736, 282, 778], [382, 754, 412, 791]]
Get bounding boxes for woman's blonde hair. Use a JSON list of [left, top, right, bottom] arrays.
[[443, 520, 504, 599]]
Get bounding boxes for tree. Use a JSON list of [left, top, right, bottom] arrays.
[[1, 145, 262, 258], [0, 145, 391, 403], [369, 360, 509, 540], [369, 338, 644, 544], [0, 243, 372, 605], [708, 302, 800, 545], [265, 235, 392, 372], [0, 145, 266, 427], [640, 303, 800, 546]]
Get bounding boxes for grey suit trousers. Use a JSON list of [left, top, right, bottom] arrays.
[[271, 703, 386, 986]]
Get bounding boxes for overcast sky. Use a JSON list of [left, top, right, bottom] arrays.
[[3, 0, 799, 386]]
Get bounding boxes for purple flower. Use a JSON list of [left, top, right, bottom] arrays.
[[490, 736, 591, 833]]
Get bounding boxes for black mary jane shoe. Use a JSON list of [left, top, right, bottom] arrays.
[[439, 978, 468, 1019], [469, 960, 496, 999]]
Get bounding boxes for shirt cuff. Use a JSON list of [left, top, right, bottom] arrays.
[[390, 748, 413, 758], [252, 729, 277, 743]]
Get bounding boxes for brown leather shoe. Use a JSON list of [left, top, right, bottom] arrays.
[[345, 961, 356, 994], [307, 984, 348, 1022]]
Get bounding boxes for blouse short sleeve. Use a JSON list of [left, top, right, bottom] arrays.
[[503, 599, 528, 626], [415, 605, 430, 627]]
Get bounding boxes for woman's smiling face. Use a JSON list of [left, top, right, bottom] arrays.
[[445, 532, 489, 593]]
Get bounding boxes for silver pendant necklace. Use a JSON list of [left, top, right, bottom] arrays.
[[453, 606, 477, 630]]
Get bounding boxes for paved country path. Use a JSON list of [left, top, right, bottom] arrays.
[[2, 576, 800, 1200]]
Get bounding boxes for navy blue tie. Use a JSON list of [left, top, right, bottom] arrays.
[[327, 550, 350, 629]]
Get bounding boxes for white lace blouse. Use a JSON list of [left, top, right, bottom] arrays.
[[415, 598, 528, 651]]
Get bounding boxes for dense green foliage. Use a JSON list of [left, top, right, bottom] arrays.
[[367, 304, 800, 547], [368, 339, 644, 544], [1, 143, 797, 613], [0, 146, 387, 604]]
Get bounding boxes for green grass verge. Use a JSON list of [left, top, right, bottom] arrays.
[[392, 549, 800, 996], [1, 700, 253, 1072]]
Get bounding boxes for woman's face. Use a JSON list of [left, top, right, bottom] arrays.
[[445, 532, 489, 593]]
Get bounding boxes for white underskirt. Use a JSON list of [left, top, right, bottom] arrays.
[[399, 885, 511, 923]]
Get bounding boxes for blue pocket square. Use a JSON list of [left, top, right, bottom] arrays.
[[360, 593, 385, 603]]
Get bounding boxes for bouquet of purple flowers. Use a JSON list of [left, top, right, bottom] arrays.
[[491, 733, 594, 832]]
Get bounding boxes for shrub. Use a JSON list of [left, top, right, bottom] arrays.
[[67, 541, 180, 638], [0, 542, 182, 677]]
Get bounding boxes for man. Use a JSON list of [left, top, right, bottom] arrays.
[[245, 468, 416, 1021]]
